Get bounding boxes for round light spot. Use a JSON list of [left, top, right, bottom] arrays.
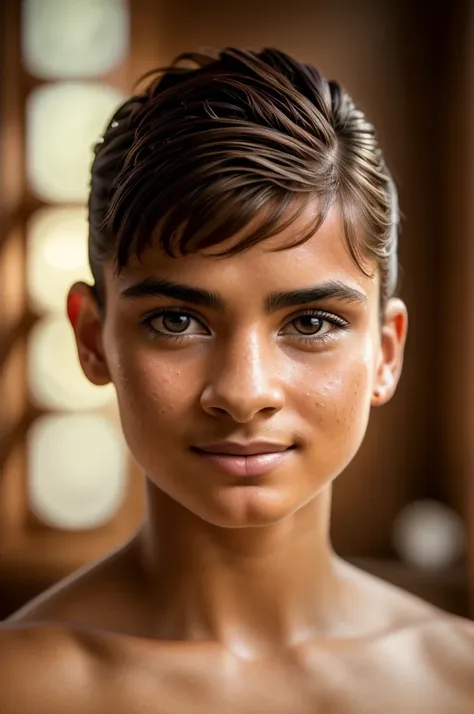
[[392, 499, 466, 570], [26, 82, 124, 202], [27, 207, 92, 314], [28, 315, 116, 411], [28, 413, 128, 530], [22, 0, 129, 79]]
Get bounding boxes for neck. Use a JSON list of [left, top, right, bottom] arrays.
[[136, 482, 356, 656]]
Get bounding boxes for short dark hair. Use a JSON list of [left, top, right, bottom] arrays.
[[89, 47, 399, 307]]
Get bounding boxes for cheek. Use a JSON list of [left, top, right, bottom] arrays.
[[115, 368, 184, 464], [295, 347, 374, 447], [105, 334, 193, 451], [116, 359, 184, 418]]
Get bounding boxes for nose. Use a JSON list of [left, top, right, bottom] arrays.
[[200, 332, 285, 423]]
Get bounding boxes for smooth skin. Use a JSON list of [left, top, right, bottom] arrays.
[[1, 203, 474, 713]]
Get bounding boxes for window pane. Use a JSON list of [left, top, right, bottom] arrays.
[[27, 207, 92, 313], [28, 315, 116, 410], [28, 413, 128, 530], [26, 82, 124, 202], [22, 0, 129, 79]]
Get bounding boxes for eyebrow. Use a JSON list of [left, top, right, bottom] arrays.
[[120, 277, 367, 312]]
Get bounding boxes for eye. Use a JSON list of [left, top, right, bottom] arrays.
[[144, 310, 208, 337], [291, 315, 328, 336], [280, 310, 348, 339]]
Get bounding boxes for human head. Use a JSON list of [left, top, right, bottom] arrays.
[[69, 48, 407, 528], [88, 47, 399, 311]]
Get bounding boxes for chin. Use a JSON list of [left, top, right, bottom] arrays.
[[194, 485, 306, 529]]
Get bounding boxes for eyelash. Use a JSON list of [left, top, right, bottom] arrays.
[[140, 307, 349, 345]]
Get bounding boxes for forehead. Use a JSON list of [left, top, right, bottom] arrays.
[[110, 203, 378, 301]]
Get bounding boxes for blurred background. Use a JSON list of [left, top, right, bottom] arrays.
[[0, 0, 473, 620]]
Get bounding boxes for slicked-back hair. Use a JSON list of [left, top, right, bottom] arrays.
[[89, 47, 399, 308]]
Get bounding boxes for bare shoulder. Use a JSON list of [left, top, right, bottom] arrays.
[[417, 612, 474, 666], [367, 571, 474, 698], [402, 611, 474, 710], [6, 540, 144, 634], [0, 623, 99, 714], [342, 560, 474, 672]]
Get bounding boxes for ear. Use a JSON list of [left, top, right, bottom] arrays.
[[371, 298, 408, 407], [67, 282, 111, 387]]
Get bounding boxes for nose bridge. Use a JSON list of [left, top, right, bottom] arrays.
[[216, 329, 275, 395], [227, 328, 268, 384], [203, 326, 284, 419]]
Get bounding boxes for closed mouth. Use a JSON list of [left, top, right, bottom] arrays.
[[192, 445, 296, 457]]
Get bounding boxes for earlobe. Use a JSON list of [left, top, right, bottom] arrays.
[[371, 298, 408, 407], [67, 283, 111, 387], [371, 372, 395, 407]]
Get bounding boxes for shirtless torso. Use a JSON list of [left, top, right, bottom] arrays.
[[1, 539, 473, 714]]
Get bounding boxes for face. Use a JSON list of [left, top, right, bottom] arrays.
[[69, 204, 407, 527]]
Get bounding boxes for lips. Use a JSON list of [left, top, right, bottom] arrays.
[[192, 442, 292, 456], [191, 443, 296, 477]]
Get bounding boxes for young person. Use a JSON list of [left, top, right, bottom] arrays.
[[1, 48, 473, 712]]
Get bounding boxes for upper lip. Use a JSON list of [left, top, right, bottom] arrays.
[[193, 441, 293, 456]]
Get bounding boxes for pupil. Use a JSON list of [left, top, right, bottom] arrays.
[[163, 314, 190, 333]]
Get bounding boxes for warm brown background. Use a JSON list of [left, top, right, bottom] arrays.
[[0, 0, 472, 619]]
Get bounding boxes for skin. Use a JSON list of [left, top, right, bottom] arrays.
[[1, 203, 474, 713]]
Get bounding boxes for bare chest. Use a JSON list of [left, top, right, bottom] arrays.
[[104, 648, 470, 714]]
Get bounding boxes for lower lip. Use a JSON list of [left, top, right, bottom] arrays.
[[192, 448, 294, 477]]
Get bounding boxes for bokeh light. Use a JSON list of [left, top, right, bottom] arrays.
[[22, 0, 129, 79], [27, 207, 92, 313], [28, 412, 128, 530], [392, 499, 466, 570], [28, 315, 116, 411], [26, 82, 124, 202]]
